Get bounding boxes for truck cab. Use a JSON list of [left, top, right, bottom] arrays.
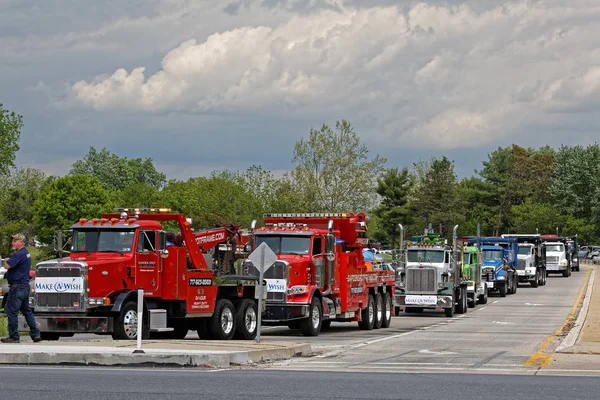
[[462, 245, 487, 306], [247, 212, 395, 336], [516, 243, 544, 286], [481, 245, 517, 297], [395, 227, 467, 318], [544, 240, 571, 277]]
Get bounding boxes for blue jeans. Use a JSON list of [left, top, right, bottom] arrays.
[[5, 285, 40, 339]]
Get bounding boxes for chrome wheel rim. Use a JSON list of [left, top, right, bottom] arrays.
[[376, 296, 383, 322], [221, 307, 234, 335], [311, 304, 320, 329], [245, 307, 257, 334], [123, 309, 138, 339]]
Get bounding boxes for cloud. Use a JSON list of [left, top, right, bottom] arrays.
[[66, 1, 600, 151]]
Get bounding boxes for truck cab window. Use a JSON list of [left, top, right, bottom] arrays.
[[138, 231, 157, 252], [312, 237, 323, 256]]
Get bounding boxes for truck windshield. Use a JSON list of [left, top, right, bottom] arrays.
[[407, 250, 444, 263], [482, 250, 504, 260], [72, 229, 136, 253], [546, 244, 565, 252], [256, 235, 310, 255], [518, 246, 532, 255]]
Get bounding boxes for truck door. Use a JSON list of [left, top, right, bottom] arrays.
[[136, 230, 161, 294]]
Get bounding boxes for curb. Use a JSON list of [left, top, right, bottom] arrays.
[[557, 267, 596, 354], [0, 343, 312, 368]]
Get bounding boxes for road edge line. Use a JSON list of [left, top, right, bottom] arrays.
[[556, 267, 596, 352], [523, 268, 592, 368]]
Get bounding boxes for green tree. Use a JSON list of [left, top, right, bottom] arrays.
[[32, 175, 113, 243], [161, 174, 260, 229], [115, 183, 163, 208], [372, 167, 413, 248], [241, 165, 307, 215], [291, 120, 386, 212], [0, 104, 23, 177], [0, 167, 47, 238], [550, 144, 600, 219], [454, 177, 496, 236], [410, 156, 460, 238], [70, 147, 167, 191]]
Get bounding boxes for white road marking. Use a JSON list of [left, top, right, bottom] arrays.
[[418, 349, 458, 355]]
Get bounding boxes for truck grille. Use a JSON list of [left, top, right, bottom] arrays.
[[34, 261, 87, 312], [517, 259, 526, 270], [244, 260, 289, 303], [406, 267, 436, 293], [547, 256, 559, 263]]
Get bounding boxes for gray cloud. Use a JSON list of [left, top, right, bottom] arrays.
[[3, 0, 600, 181]]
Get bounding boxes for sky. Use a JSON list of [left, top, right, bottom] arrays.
[[2, 0, 600, 181]]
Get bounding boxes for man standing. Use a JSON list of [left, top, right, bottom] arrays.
[[1, 233, 41, 343]]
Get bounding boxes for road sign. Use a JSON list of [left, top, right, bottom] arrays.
[[248, 242, 278, 273], [247, 242, 278, 343]]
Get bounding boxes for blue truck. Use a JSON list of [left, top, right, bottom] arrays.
[[470, 237, 519, 297]]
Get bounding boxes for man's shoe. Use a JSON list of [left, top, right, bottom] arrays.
[[1, 337, 20, 343], [32, 336, 42, 343]]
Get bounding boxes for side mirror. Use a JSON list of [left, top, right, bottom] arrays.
[[160, 249, 169, 259]]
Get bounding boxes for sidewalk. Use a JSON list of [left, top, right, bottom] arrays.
[[549, 264, 600, 370], [0, 339, 311, 368]]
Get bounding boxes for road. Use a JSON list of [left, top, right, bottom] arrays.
[[1, 366, 599, 400], [265, 266, 589, 374], [45, 265, 589, 374]]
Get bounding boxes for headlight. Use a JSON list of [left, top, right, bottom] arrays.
[[497, 275, 506, 280], [573, 258, 578, 262], [561, 260, 567, 266], [288, 286, 309, 295]]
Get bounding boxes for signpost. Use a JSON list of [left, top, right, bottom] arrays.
[[247, 242, 278, 343]]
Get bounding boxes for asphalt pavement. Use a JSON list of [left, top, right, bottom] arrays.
[[1, 262, 599, 370]]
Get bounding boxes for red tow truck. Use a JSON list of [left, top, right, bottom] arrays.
[[244, 212, 395, 336], [22, 208, 260, 341]]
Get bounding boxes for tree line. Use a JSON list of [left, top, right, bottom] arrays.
[[1, 104, 599, 256]]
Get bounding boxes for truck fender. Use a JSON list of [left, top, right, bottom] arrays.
[[110, 291, 145, 313]]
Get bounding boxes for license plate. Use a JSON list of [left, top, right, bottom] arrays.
[[547, 265, 559, 271], [405, 295, 437, 305], [486, 282, 494, 288], [517, 271, 525, 275]]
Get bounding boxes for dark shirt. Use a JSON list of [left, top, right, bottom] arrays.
[[6, 247, 32, 285]]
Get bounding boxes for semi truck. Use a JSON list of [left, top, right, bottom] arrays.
[[501, 234, 547, 286], [541, 235, 571, 277], [394, 225, 468, 318], [568, 236, 580, 272], [479, 237, 519, 296], [243, 212, 395, 336], [21, 208, 261, 341]]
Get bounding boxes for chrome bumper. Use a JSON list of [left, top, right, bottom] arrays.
[[395, 294, 453, 308], [19, 315, 113, 333]]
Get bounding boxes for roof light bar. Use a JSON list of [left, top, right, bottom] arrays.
[[264, 212, 349, 218], [115, 207, 172, 214]]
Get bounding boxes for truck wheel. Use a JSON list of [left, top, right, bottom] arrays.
[[112, 301, 140, 340], [300, 296, 322, 336], [531, 271, 539, 288], [499, 283, 507, 297], [394, 306, 401, 317], [512, 275, 518, 293], [373, 292, 383, 329], [444, 305, 454, 318], [467, 293, 475, 308], [233, 299, 258, 340], [456, 287, 467, 314], [208, 299, 236, 340], [562, 268, 570, 277], [542, 269, 547, 285], [478, 286, 488, 305], [358, 294, 375, 330], [381, 292, 393, 328]]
